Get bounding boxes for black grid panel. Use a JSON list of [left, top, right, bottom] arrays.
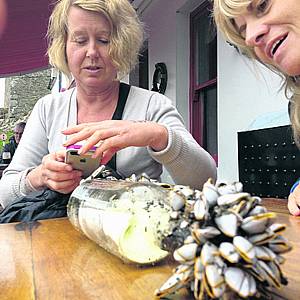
[[238, 125, 300, 199]]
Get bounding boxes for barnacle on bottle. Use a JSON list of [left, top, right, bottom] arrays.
[[68, 179, 173, 264]]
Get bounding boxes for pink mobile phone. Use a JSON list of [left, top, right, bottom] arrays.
[[65, 144, 100, 178]]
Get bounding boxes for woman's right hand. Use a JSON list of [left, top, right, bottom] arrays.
[[26, 150, 83, 194]]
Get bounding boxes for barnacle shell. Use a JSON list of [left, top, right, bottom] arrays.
[[219, 242, 240, 263]]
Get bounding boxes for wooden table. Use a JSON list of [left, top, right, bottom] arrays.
[[261, 198, 300, 300], [0, 199, 299, 300]]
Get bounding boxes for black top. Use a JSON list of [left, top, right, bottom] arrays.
[[106, 82, 131, 172]]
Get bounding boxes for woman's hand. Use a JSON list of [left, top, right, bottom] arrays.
[[62, 120, 168, 164], [288, 183, 300, 216], [27, 150, 83, 194]]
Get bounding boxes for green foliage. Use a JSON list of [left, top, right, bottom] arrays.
[[0, 130, 13, 152]]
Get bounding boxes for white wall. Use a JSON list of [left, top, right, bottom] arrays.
[[139, 0, 290, 184], [140, 0, 201, 127], [140, 0, 204, 184], [217, 36, 289, 182], [141, 0, 181, 103]]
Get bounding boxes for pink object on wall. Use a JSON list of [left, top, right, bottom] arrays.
[[0, 0, 54, 77]]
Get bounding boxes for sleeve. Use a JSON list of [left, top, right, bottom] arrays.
[[145, 93, 217, 190], [0, 98, 49, 208], [290, 178, 300, 193]]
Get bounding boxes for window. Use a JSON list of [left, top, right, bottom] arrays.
[[190, 1, 218, 163]]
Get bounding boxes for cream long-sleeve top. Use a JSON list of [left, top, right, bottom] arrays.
[[0, 85, 216, 208]]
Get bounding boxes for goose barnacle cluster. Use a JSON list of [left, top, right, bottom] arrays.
[[155, 179, 292, 299]]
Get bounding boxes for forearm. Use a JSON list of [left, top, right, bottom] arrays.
[[149, 127, 216, 190], [0, 168, 40, 208], [164, 150, 216, 189]]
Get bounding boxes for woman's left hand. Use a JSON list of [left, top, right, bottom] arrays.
[[62, 120, 168, 164]]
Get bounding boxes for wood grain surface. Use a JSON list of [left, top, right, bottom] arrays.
[[262, 198, 289, 214], [0, 198, 299, 300]]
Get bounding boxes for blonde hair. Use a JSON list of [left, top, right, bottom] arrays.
[[47, 0, 144, 80], [213, 0, 300, 144]]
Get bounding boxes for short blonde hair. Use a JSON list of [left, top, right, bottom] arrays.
[[213, 0, 300, 144], [47, 0, 144, 79], [213, 0, 253, 57]]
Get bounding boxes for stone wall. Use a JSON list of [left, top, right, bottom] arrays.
[[0, 68, 51, 132]]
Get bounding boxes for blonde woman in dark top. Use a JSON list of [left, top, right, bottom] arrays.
[[0, 0, 216, 209]]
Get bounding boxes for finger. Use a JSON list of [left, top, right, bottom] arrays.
[[62, 123, 88, 134], [79, 127, 120, 155], [43, 156, 73, 172], [47, 177, 81, 193], [78, 131, 106, 154], [43, 167, 82, 184], [101, 135, 131, 153], [100, 147, 119, 165], [63, 125, 99, 147], [288, 194, 300, 216], [91, 134, 124, 159], [54, 150, 66, 162], [45, 169, 82, 182], [63, 130, 93, 147], [44, 152, 77, 173]]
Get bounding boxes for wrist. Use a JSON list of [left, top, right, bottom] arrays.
[[150, 124, 168, 151], [20, 167, 42, 197], [27, 166, 45, 191]]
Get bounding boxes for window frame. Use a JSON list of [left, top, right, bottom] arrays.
[[189, 0, 218, 162]]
